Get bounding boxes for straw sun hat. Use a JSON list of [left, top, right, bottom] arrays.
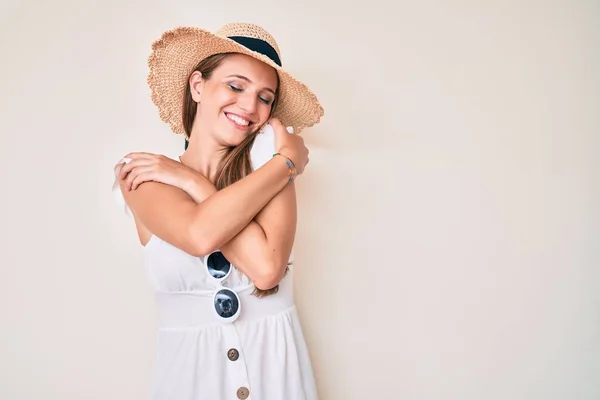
[[147, 22, 324, 135]]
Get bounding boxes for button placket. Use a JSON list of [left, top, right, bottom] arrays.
[[222, 324, 251, 398]]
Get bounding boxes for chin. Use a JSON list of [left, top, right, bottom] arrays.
[[220, 124, 255, 147], [218, 131, 247, 148]]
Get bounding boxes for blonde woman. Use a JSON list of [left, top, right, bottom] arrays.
[[113, 22, 324, 399]]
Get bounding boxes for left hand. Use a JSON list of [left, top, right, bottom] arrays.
[[116, 152, 198, 191]]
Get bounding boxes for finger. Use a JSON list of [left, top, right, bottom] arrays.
[[125, 166, 153, 190], [269, 117, 282, 126], [131, 172, 154, 190], [269, 118, 287, 134], [119, 159, 155, 179]]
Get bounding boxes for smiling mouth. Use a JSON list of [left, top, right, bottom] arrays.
[[225, 112, 252, 128]]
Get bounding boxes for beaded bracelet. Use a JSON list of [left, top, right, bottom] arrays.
[[272, 152, 297, 182]]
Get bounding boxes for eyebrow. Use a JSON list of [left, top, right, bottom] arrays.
[[227, 74, 276, 95]]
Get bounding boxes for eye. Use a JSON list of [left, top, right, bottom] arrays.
[[259, 96, 273, 105], [228, 84, 243, 92]]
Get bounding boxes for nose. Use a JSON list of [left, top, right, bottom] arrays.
[[236, 91, 257, 115]]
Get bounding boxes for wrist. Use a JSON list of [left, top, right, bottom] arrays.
[[276, 147, 298, 167], [272, 152, 297, 182]]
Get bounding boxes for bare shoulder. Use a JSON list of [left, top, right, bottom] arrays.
[[116, 177, 199, 255]]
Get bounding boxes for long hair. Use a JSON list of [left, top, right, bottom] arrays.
[[182, 53, 286, 297]]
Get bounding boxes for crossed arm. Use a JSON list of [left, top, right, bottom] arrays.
[[117, 153, 297, 290], [177, 162, 297, 289]]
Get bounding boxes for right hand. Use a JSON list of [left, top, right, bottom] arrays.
[[116, 152, 204, 192], [270, 118, 309, 175]]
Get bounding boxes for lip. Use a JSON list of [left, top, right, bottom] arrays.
[[224, 112, 254, 131]]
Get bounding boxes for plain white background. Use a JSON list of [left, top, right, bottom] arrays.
[[1, 0, 598, 399]]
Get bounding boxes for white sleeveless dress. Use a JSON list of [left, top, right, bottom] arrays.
[[113, 131, 319, 400]]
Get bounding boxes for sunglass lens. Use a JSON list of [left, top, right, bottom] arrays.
[[214, 289, 239, 319], [207, 252, 231, 279]]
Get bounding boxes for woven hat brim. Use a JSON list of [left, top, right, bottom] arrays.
[[147, 26, 324, 135]]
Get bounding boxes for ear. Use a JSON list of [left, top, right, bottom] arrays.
[[189, 71, 204, 102]]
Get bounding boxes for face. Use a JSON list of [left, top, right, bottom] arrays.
[[190, 53, 278, 147]]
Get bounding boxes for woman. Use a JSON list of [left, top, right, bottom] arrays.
[[113, 22, 324, 399]]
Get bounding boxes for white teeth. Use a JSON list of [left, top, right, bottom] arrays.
[[227, 113, 250, 126]]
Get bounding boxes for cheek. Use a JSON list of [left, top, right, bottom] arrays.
[[216, 89, 237, 105], [257, 104, 273, 122], [204, 87, 237, 112]]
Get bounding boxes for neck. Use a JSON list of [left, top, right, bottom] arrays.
[[179, 128, 230, 183]]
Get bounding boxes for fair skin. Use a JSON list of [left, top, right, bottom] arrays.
[[116, 54, 309, 290]]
